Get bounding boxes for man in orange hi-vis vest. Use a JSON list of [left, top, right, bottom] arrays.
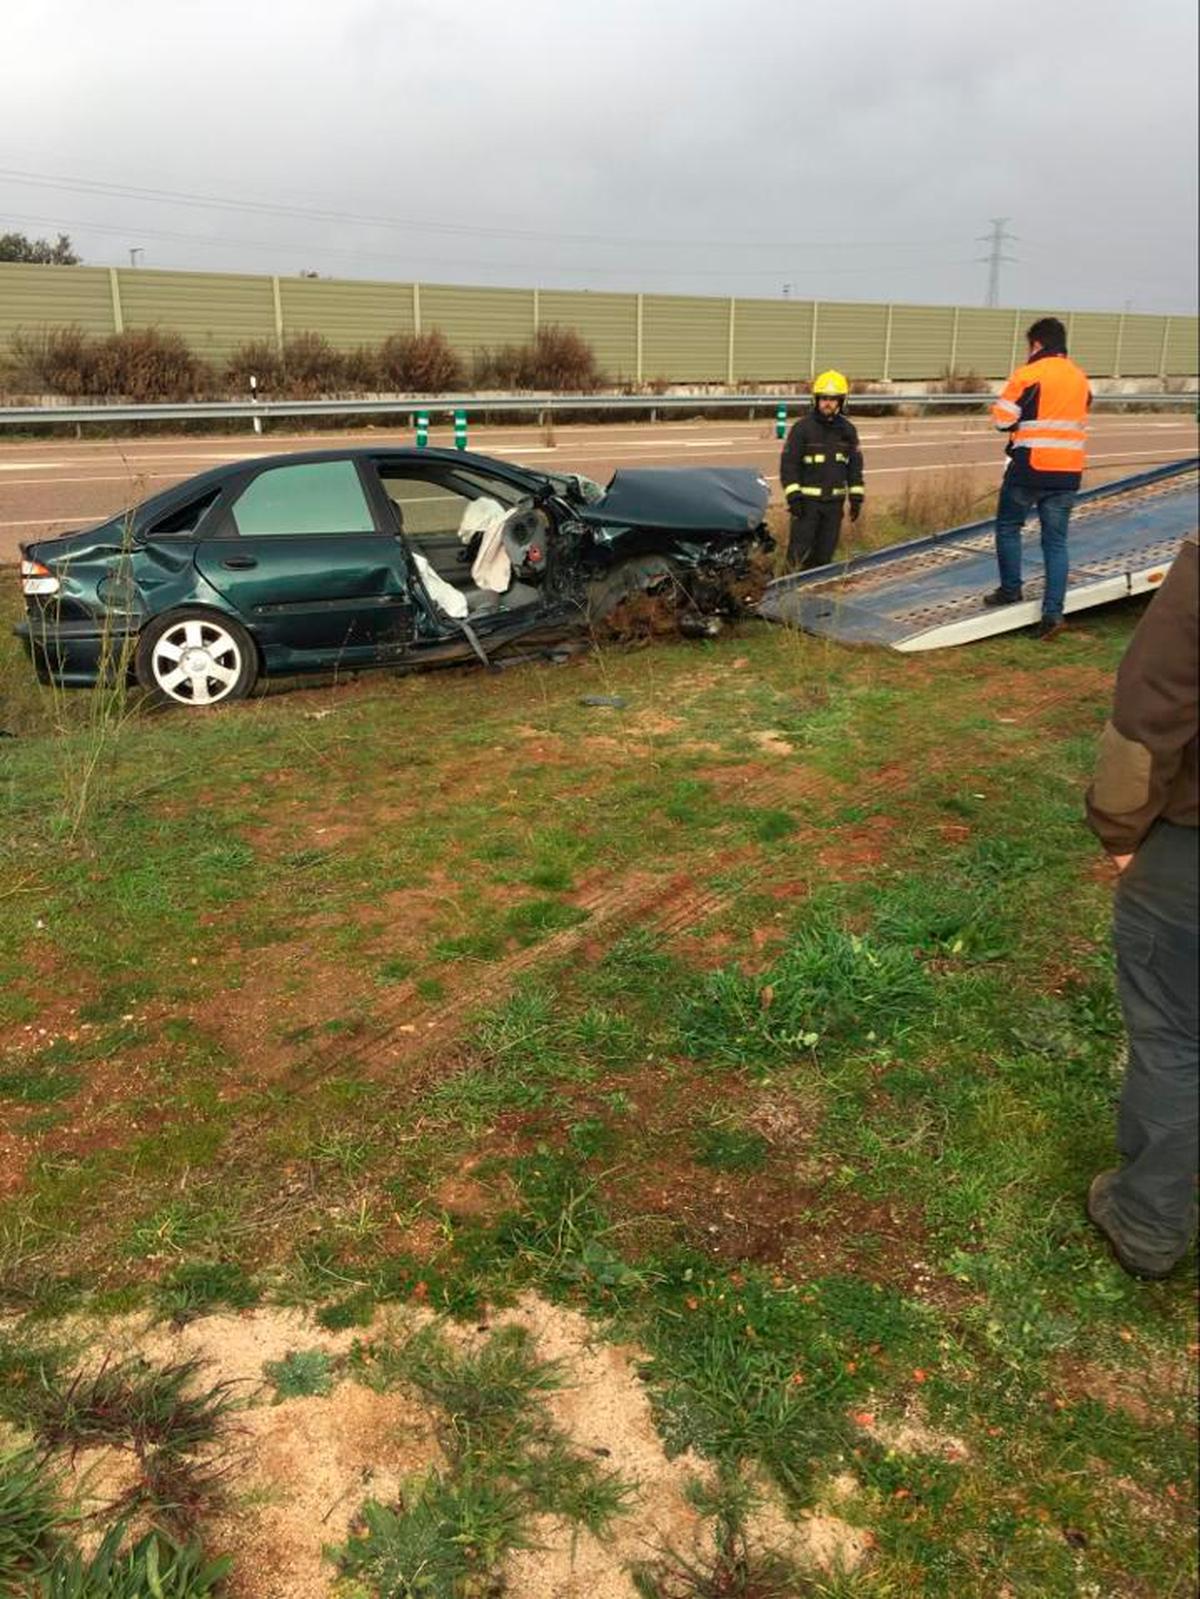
[[984, 317, 1092, 640]]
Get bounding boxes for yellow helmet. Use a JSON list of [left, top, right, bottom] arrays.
[[813, 369, 850, 397]]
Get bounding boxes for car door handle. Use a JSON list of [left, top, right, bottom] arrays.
[[221, 555, 258, 569]]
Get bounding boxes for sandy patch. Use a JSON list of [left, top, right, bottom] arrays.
[[496, 1294, 711, 1599], [752, 730, 796, 756], [851, 1400, 970, 1462]]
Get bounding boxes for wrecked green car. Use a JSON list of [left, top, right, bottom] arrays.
[[17, 446, 772, 708]]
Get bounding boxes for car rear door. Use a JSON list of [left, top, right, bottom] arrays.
[[192, 458, 414, 658]]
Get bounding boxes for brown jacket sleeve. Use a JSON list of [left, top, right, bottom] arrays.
[[1085, 534, 1199, 855]]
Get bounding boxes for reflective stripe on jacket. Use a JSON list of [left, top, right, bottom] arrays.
[[780, 411, 865, 503], [991, 351, 1092, 486]]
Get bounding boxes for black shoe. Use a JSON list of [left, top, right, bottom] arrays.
[[1087, 1172, 1182, 1280], [1035, 616, 1067, 641], [983, 586, 1023, 607]]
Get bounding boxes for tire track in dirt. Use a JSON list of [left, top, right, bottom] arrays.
[[274, 663, 1103, 1091]]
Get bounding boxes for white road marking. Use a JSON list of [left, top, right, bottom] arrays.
[[1, 514, 110, 527]]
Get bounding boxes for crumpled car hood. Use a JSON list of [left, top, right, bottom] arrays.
[[581, 467, 769, 534]]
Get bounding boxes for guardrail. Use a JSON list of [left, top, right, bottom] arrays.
[[0, 392, 1195, 427]]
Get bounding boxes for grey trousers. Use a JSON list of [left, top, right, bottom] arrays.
[[1107, 821, 1199, 1261]]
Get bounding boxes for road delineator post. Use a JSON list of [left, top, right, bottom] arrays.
[[454, 410, 467, 450], [775, 403, 787, 440], [415, 410, 429, 449]]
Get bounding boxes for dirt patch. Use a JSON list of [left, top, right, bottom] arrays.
[[850, 1401, 970, 1462], [499, 1293, 713, 1599], [432, 1157, 517, 1221], [745, 1478, 874, 1574], [1052, 1351, 1198, 1430], [752, 730, 796, 756], [190, 942, 377, 1084], [813, 816, 897, 876], [969, 663, 1111, 721], [218, 1382, 438, 1599]]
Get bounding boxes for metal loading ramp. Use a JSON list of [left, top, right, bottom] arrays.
[[759, 458, 1199, 652]]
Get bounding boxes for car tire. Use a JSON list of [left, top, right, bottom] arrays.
[[135, 608, 258, 708]]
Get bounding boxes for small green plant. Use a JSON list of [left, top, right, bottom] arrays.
[[0, 1447, 67, 1582], [156, 1260, 258, 1321], [34, 1524, 230, 1599], [331, 1474, 526, 1599], [263, 1348, 335, 1402], [25, 1355, 239, 1457]]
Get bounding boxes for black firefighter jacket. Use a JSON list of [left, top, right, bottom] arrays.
[[780, 411, 865, 506]]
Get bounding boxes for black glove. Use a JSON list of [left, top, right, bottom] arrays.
[[786, 493, 804, 514], [849, 498, 863, 523]]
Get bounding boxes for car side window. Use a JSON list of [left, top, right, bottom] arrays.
[[231, 461, 376, 537], [378, 468, 526, 540], [378, 474, 471, 538], [147, 488, 222, 538]]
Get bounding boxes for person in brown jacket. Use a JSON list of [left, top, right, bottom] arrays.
[[1085, 532, 1198, 1278]]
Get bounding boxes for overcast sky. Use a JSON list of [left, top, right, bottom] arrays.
[[3, 0, 1196, 313]]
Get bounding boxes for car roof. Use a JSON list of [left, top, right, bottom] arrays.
[[127, 445, 546, 518]]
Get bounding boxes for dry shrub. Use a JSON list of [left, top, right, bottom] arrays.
[[6, 325, 105, 396], [847, 377, 895, 417], [932, 368, 988, 414], [224, 338, 285, 393], [93, 329, 211, 401], [342, 344, 382, 389], [473, 326, 604, 391], [278, 331, 346, 397], [6, 325, 210, 400], [895, 466, 988, 532], [377, 329, 465, 392]]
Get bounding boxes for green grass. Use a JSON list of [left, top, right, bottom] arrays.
[[32, 1524, 231, 1598], [1, 570, 1195, 1595], [0, 1447, 68, 1584]]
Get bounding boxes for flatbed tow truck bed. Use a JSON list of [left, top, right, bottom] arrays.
[[759, 458, 1199, 651]]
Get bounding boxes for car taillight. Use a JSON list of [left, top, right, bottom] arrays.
[[21, 560, 60, 597]]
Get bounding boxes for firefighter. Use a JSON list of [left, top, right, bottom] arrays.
[[985, 316, 1092, 639], [780, 370, 865, 571]]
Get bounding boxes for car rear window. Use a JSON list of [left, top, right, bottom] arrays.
[[232, 461, 375, 536]]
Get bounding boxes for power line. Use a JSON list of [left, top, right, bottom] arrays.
[[0, 165, 958, 256], [0, 208, 977, 281]]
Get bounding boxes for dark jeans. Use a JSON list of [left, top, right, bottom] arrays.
[[993, 473, 1076, 620], [788, 500, 843, 570], [1107, 821, 1199, 1262]]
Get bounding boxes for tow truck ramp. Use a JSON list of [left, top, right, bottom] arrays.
[[759, 458, 1198, 652]]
